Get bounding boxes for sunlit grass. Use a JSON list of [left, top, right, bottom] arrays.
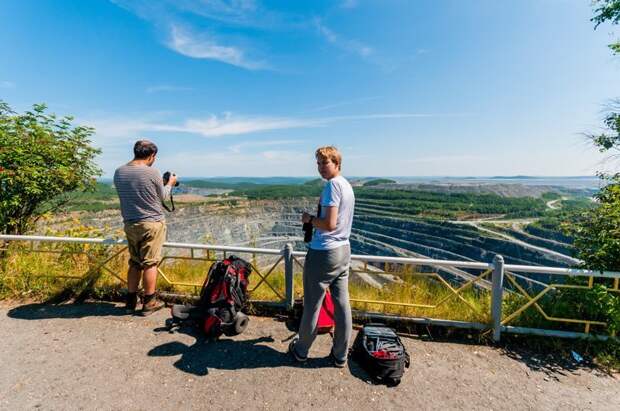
[[1, 242, 491, 324]]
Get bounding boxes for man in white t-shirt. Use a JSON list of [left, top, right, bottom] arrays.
[[289, 146, 355, 368]]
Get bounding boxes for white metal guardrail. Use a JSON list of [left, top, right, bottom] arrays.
[[1, 234, 619, 341]]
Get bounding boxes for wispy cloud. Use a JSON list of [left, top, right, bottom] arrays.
[[305, 96, 381, 113], [314, 18, 373, 58], [85, 110, 451, 140], [0, 81, 15, 89], [112, 1, 271, 70], [183, 114, 317, 137], [167, 24, 267, 70], [228, 139, 304, 153], [168, 0, 294, 29], [146, 84, 193, 93]]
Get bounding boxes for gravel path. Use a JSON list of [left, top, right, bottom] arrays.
[[1, 302, 618, 411]]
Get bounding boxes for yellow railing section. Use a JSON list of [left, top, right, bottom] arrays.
[[0, 240, 287, 302], [2, 234, 620, 339], [157, 251, 286, 301], [501, 271, 620, 335], [349, 264, 492, 320]]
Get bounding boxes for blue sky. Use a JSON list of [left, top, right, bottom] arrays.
[[1, 0, 619, 177]]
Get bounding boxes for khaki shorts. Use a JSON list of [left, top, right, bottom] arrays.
[[124, 221, 166, 269]]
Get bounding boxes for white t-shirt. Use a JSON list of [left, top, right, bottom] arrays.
[[309, 175, 355, 251]]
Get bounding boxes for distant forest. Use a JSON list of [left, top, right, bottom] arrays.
[[64, 180, 593, 225]]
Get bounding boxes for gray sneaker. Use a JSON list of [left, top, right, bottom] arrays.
[[329, 351, 347, 368], [288, 337, 307, 363]]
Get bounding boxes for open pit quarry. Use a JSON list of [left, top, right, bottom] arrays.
[[44, 196, 577, 289]]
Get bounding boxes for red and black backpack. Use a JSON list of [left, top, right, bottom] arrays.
[[169, 255, 252, 338]]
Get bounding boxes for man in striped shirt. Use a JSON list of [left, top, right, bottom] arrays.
[[113, 140, 177, 315]]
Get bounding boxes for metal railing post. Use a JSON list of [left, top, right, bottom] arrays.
[[283, 243, 294, 310], [491, 254, 505, 342]]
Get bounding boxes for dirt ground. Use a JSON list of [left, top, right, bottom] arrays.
[[0, 301, 618, 411]]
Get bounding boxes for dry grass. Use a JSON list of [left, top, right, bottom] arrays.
[[0, 242, 490, 324]]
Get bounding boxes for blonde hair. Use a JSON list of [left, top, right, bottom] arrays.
[[315, 146, 342, 170]]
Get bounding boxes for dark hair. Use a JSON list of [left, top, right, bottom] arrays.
[[133, 140, 158, 159]]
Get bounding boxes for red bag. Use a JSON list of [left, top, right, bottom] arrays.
[[317, 290, 335, 334]]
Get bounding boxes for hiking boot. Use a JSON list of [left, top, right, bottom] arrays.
[[139, 297, 164, 316], [288, 337, 307, 363], [125, 292, 138, 314], [329, 351, 347, 368]]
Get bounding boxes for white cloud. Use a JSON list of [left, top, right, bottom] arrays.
[[315, 19, 373, 58], [84, 110, 452, 144], [0, 81, 15, 89], [146, 85, 193, 93], [167, 24, 266, 70], [183, 114, 320, 137]]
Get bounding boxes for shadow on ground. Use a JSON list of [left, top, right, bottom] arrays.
[[6, 302, 608, 380], [148, 324, 345, 377], [499, 342, 608, 378], [7, 301, 126, 320], [372, 327, 606, 379]]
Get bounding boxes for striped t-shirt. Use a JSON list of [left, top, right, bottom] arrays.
[[113, 164, 171, 224]]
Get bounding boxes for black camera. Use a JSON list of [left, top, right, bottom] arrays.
[[302, 222, 313, 242], [163, 171, 179, 187]]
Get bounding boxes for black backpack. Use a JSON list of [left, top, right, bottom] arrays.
[[168, 255, 252, 338], [351, 323, 411, 386]]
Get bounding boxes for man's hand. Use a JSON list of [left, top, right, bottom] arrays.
[[301, 212, 313, 224], [166, 174, 178, 187]]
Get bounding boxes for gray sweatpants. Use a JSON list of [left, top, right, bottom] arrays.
[[295, 244, 352, 361]]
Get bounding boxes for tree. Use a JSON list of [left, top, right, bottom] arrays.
[[0, 101, 101, 235], [532, 0, 620, 338], [590, 1, 620, 155], [572, 184, 620, 271], [593, 0, 620, 54], [570, 1, 620, 272]]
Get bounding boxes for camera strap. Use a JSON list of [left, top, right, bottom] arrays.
[[162, 193, 175, 212]]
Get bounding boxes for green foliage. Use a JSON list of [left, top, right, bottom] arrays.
[[592, 0, 620, 29], [540, 191, 561, 201], [363, 178, 396, 186], [571, 179, 620, 271], [590, 1, 620, 151], [560, 179, 620, 338], [63, 182, 119, 211], [303, 178, 325, 186], [552, 280, 620, 334], [0, 101, 101, 234], [231, 184, 323, 199], [523, 198, 594, 244], [589, 103, 620, 154], [356, 188, 547, 219], [593, 0, 620, 53]]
